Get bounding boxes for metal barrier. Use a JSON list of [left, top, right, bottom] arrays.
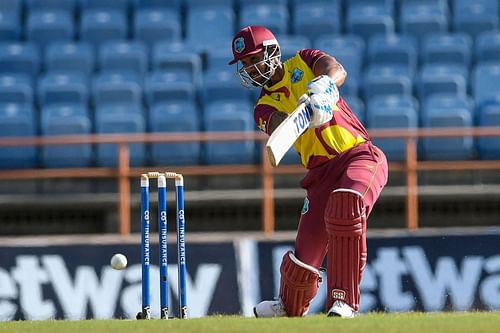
[[1, 127, 500, 235]]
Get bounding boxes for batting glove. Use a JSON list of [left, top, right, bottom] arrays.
[[306, 75, 339, 128]]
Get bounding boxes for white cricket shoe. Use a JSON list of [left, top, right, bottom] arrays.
[[253, 299, 287, 317], [327, 300, 355, 318]]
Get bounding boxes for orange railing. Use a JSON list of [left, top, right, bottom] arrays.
[[1, 127, 500, 235]]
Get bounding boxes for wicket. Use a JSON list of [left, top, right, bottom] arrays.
[[137, 172, 188, 320]]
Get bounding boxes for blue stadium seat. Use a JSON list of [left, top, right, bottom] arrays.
[[362, 65, 412, 99], [477, 101, 500, 159], [205, 47, 234, 71], [238, 0, 287, 5], [475, 31, 500, 64], [151, 44, 202, 86], [399, 1, 449, 42], [0, 103, 37, 169], [201, 69, 250, 105], [80, 0, 130, 14], [40, 104, 93, 168], [277, 35, 311, 62], [98, 41, 148, 76], [344, 95, 365, 125], [347, 3, 395, 42], [95, 104, 146, 167], [37, 71, 88, 107], [25, 0, 77, 14], [0, 74, 33, 106], [417, 64, 468, 100], [203, 100, 256, 164], [185, 6, 235, 53], [314, 35, 365, 96], [133, 8, 181, 47], [26, 10, 74, 47], [453, 0, 499, 39], [92, 71, 142, 107], [366, 95, 418, 161], [0, 42, 40, 80], [0, 0, 22, 16], [144, 71, 195, 107], [473, 63, 500, 108], [240, 4, 289, 35], [292, 3, 340, 41], [80, 9, 128, 47], [184, 0, 234, 7], [367, 34, 417, 75], [45, 42, 95, 76], [132, 0, 182, 10], [421, 95, 474, 160], [149, 101, 201, 166], [421, 33, 473, 67], [0, 9, 21, 40]]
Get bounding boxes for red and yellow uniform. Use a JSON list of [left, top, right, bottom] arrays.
[[254, 49, 369, 169]]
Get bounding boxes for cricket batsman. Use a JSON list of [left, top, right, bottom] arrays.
[[229, 25, 388, 318]]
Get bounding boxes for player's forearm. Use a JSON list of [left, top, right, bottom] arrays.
[[268, 111, 288, 134], [313, 55, 347, 87]]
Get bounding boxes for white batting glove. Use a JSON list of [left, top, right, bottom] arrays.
[[306, 75, 339, 128]]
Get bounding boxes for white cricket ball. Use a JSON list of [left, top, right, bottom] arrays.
[[110, 253, 128, 270]]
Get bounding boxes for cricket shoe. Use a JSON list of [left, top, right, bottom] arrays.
[[327, 300, 355, 318], [253, 299, 287, 317]]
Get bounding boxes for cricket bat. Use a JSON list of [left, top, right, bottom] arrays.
[[266, 94, 311, 167]]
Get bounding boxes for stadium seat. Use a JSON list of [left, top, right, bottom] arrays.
[[132, 0, 182, 10], [185, 6, 235, 53], [151, 44, 202, 86], [201, 69, 251, 105], [0, 10, 21, 40], [144, 71, 195, 107], [367, 34, 417, 75], [98, 40, 148, 76], [399, 1, 449, 42], [366, 95, 418, 161], [477, 101, 500, 159], [79, 0, 130, 14], [0, 74, 33, 106], [238, 0, 287, 5], [472, 63, 500, 108], [421, 95, 474, 160], [0, 103, 37, 169], [92, 71, 142, 107], [292, 3, 340, 41], [203, 100, 256, 164], [149, 101, 201, 166], [80, 9, 128, 47], [133, 8, 181, 47], [0, 42, 40, 80], [26, 10, 74, 47], [475, 31, 500, 64], [45, 42, 95, 76], [314, 35, 365, 96], [417, 64, 468, 100], [362, 65, 412, 99], [240, 4, 289, 36], [95, 104, 146, 167], [25, 0, 77, 14], [276, 35, 311, 62], [205, 47, 234, 71], [453, 0, 499, 39], [184, 0, 234, 7], [421, 33, 473, 67], [0, 0, 22, 16], [346, 3, 395, 42], [40, 104, 93, 168], [37, 71, 88, 107]]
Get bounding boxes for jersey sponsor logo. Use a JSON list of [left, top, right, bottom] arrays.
[[301, 197, 309, 215], [234, 37, 245, 53], [290, 68, 304, 83], [271, 93, 281, 101]]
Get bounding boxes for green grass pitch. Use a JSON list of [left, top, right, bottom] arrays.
[[1, 312, 499, 333]]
